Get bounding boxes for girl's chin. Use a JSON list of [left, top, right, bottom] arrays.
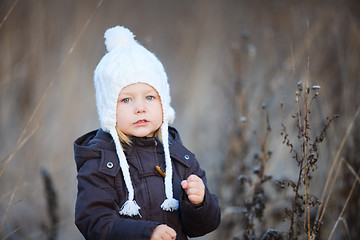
[[130, 131, 154, 138]]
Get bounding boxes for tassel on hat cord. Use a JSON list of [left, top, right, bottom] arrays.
[[119, 200, 141, 217], [161, 198, 179, 212]]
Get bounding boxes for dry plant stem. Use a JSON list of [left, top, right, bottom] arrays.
[[317, 158, 343, 224], [305, 168, 310, 239], [289, 101, 304, 240], [290, 44, 295, 72], [315, 107, 360, 221], [341, 219, 351, 240], [0, 124, 40, 178], [245, 109, 271, 238], [0, 0, 104, 176], [254, 110, 270, 192], [303, 89, 311, 240], [304, 21, 312, 239], [0, 0, 19, 29], [327, 169, 360, 240], [0, 176, 22, 232], [15, 0, 104, 147], [1, 226, 21, 240], [343, 159, 360, 185], [289, 159, 303, 240]]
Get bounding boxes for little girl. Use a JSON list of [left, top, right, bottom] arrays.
[[74, 26, 220, 240]]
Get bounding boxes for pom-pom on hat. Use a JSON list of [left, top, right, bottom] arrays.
[[94, 26, 177, 217]]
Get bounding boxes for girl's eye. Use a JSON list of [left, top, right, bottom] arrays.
[[121, 98, 131, 103], [146, 96, 154, 101]]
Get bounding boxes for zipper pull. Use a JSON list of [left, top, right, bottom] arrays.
[[155, 165, 166, 177]]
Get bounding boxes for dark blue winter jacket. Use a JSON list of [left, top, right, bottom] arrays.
[[74, 127, 220, 240]]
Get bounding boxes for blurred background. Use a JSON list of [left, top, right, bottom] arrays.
[[0, 0, 359, 239]]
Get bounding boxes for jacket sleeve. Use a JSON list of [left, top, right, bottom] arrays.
[[75, 159, 159, 240], [179, 159, 221, 237]]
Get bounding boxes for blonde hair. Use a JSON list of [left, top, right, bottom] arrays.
[[116, 126, 162, 146]]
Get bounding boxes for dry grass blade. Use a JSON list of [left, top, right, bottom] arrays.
[[0, 124, 40, 178], [317, 158, 343, 224], [343, 159, 360, 184], [0, 0, 19, 30], [0, 0, 104, 177], [15, 0, 104, 147], [341, 218, 351, 240], [316, 107, 360, 220], [327, 169, 360, 240], [0, 176, 22, 232], [68, 0, 105, 54], [1, 226, 21, 240]]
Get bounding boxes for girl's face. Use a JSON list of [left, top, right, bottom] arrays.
[[116, 83, 163, 138]]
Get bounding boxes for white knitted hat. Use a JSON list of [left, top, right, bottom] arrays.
[[94, 26, 177, 217]]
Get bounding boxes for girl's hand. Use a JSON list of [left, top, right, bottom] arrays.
[[181, 175, 205, 205], [150, 224, 176, 240]]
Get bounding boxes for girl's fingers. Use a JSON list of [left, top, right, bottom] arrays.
[[187, 174, 201, 182], [187, 181, 203, 189], [181, 180, 187, 189], [151, 225, 176, 240], [166, 227, 177, 238], [187, 194, 204, 205], [182, 175, 205, 205], [183, 175, 204, 190], [161, 227, 176, 240], [184, 187, 202, 195]]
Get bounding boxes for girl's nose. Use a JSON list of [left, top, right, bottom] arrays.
[[135, 101, 146, 114]]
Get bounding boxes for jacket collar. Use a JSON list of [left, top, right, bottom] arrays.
[[75, 127, 194, 176]]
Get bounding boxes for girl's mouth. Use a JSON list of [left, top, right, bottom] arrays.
[[134, 119, 149, 126]]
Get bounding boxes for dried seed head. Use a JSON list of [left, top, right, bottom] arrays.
[[295, 91, 300, 102], [315, 92, 319, 97], [276, 180, 285, 189], [297, 81, 303, 91], [312, 85, 321, 90], [262, 175, 272, 183], [237, 175, 251, 184], [239, 117, 247, 123]]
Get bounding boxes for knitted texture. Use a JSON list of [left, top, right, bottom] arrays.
[[94, 26, 177, 216]]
